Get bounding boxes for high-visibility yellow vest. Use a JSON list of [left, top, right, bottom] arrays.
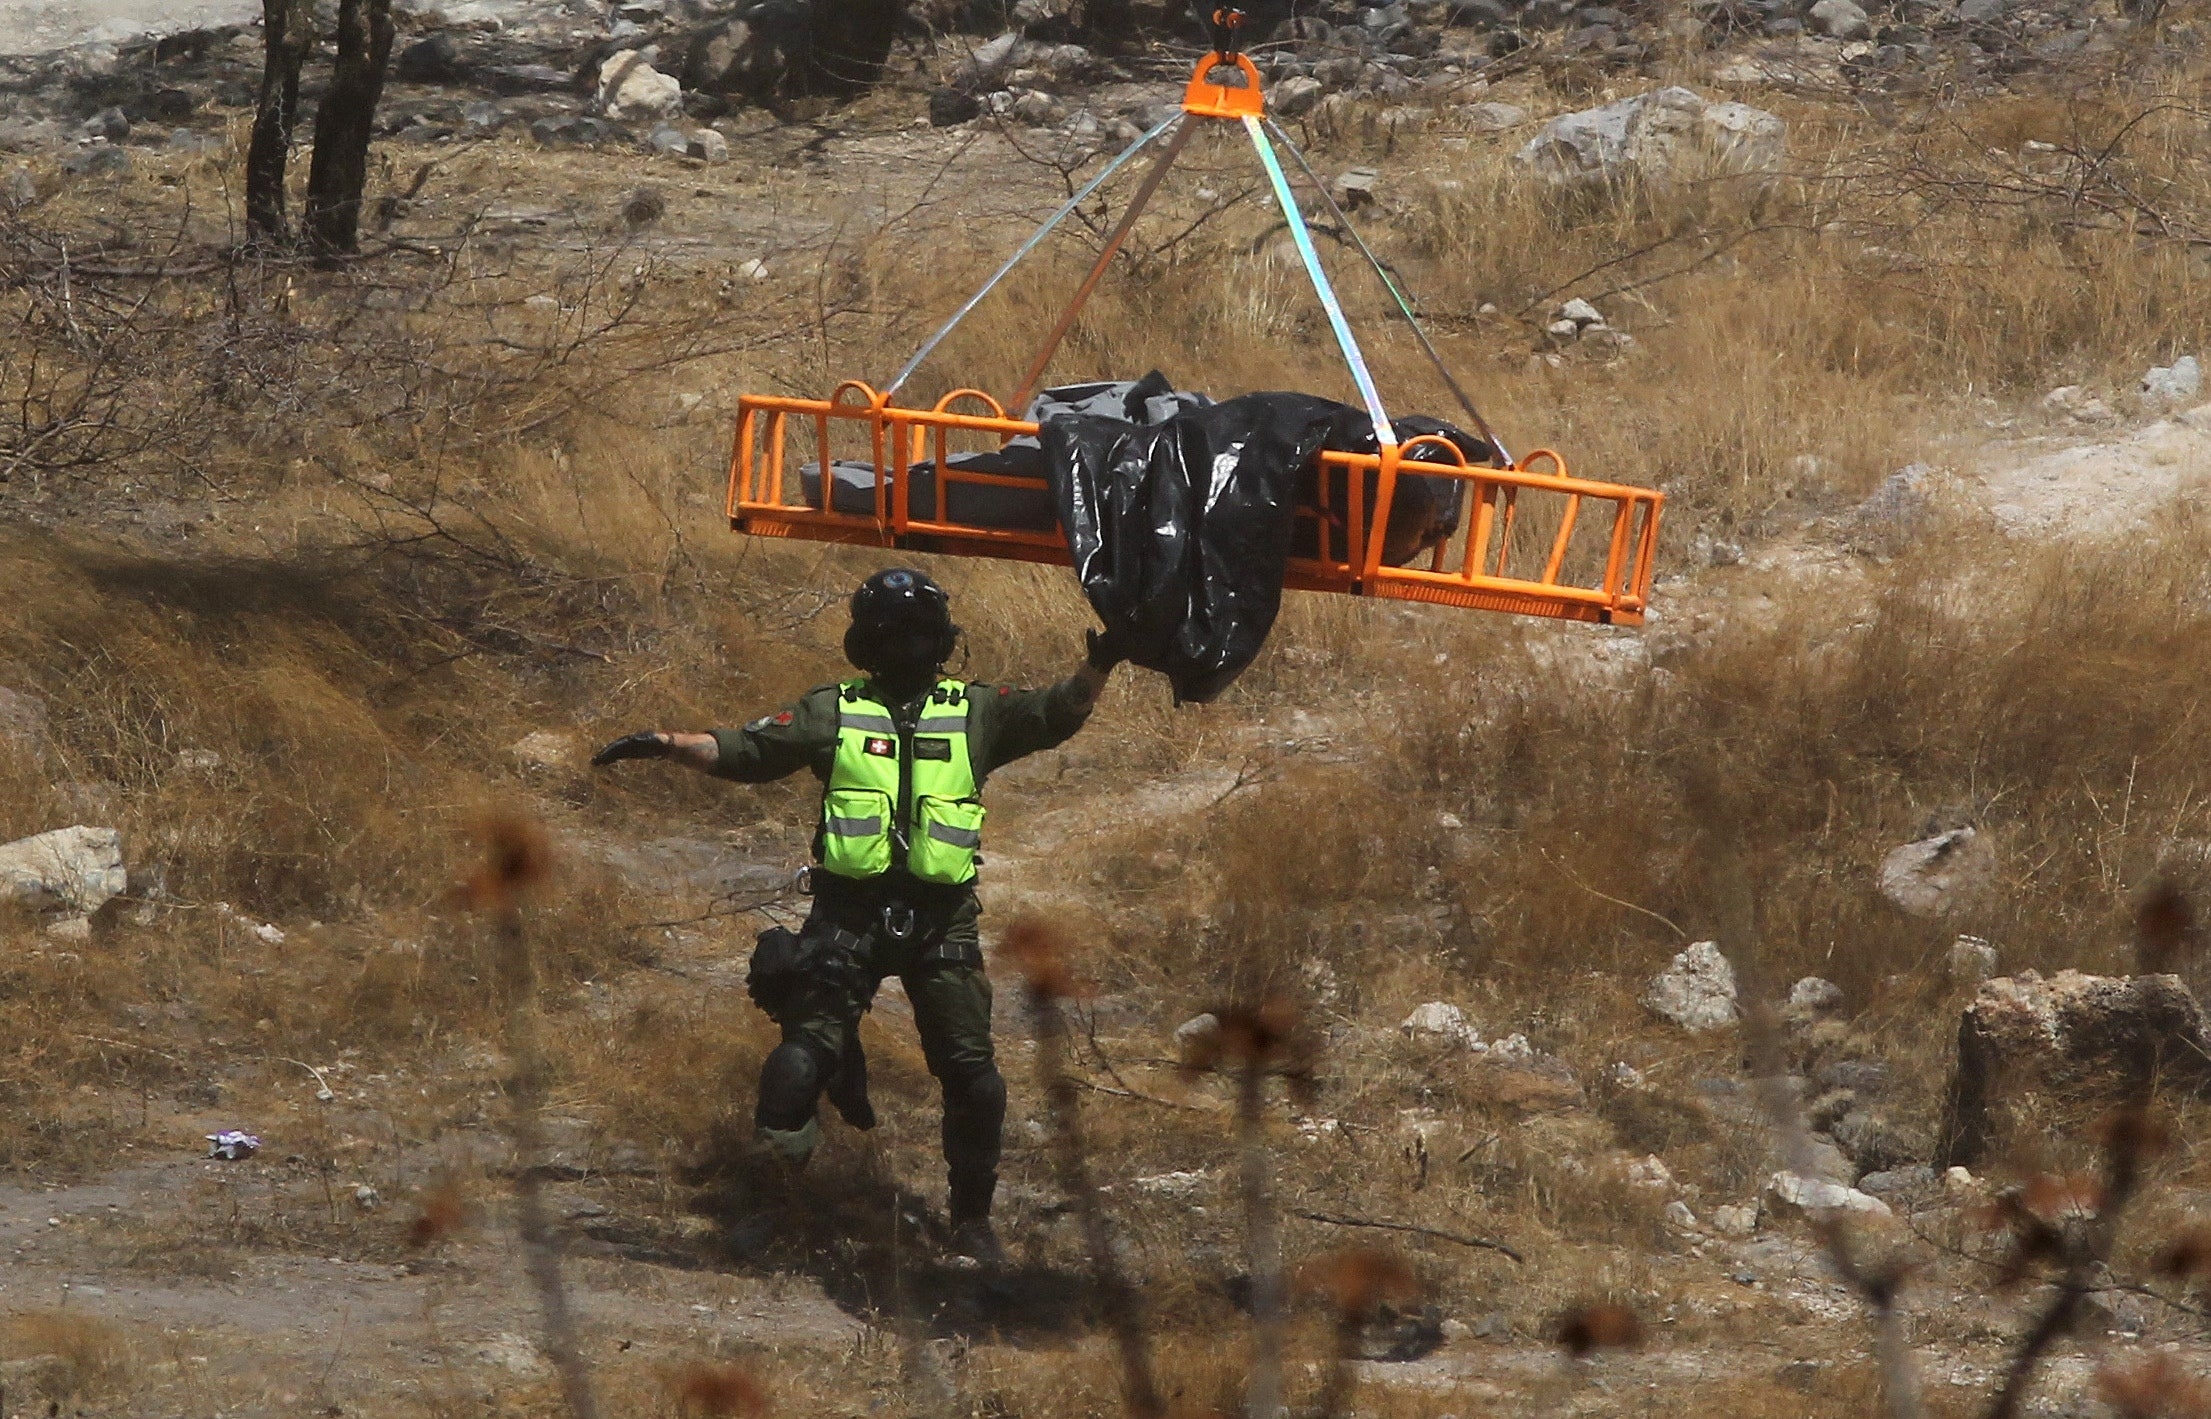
[[818, 679, 984, 885]]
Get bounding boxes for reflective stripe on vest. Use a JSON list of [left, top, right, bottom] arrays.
[[819, 679, 983, 885]]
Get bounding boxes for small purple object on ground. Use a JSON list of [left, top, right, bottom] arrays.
[[206, 1130, 261, 1160]]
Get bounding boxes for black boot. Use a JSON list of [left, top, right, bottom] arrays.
[[949, 1215, 1008, 1269]]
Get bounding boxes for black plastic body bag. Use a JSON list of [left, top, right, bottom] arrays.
[[1045, 392, 1357, 704]]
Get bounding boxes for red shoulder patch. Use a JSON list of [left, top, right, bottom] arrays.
[[773, 710, 795, 725], [998, 686, 1011, 696]]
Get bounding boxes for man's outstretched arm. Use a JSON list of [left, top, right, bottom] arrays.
[[589, 731, 723, 773], [591, 689, 836, 783]]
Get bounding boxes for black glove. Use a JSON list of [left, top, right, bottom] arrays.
[[590, 731, 668, 767], [1085, 627, 1129, 672]]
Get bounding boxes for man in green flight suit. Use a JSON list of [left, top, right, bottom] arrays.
[[590, 568, 1125, 1265]]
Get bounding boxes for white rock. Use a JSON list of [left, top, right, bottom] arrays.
[[1942, 1165, 1978, 1194], [1608, 1061, 1646, 1088], [1947, 935, 1999, 985], [1763, 1170, 1892, 1220], [1710, 1203, 1758, 1236], [1785, 976, 1843, 1020], [353, 1184, 383, 1210], [597, 52, 683, 120], [1643, 941, 1739, 1032], [217, 903, 286, 945], [1878, 827, 1994, 917], [1463, 101, 1526, 131], [1401, 1001, 1484, 1049], [1546, 318, 1581, 340], [1173, 1012, 1221, 1054], [173, 748, 223, 773], [1272, 75, 1324, 117], [1127, 1169, 1211, 1198], [1487, 1031, 1535, 1061], [0, 826, 127, 916], [687, 129, 730, 163], [1713, 56, 1781, 85], [647, 124, 689, 156], [44, 916, 91, 943], [1010, 90, 1065, 126], [1557, 298, 1605, 327], [1808, 0, 1872, 39], [956, 31, 1020, 87], [2045, 385, 2117, 423], [1296, 1116, 1350, 1143], [1845, 464, 1933, 551], [1516, 87, 1785, 192], [1333, 166, 1380, 204], [1626, 1154, 1674, 1189], [1664, 1199, 1697, 1228], [2142, 355, 2202, 408], [736, 257, 770, 281], [1399, 1107, 1447, 1144]]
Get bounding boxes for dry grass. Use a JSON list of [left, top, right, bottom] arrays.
[[1, 1310, 136, 1398], [1072, 508, 2211, 1009]]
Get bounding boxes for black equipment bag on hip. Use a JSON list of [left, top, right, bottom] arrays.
[[746, 923, 870, 1021]]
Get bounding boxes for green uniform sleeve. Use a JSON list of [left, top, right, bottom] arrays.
[[968, 675, 1096, 776], [708, 686, 841, 783]]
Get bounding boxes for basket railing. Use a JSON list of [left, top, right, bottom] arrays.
[[728, 383, 1661, 625]]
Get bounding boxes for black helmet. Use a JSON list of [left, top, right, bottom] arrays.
[[844, 568, 958, 676]]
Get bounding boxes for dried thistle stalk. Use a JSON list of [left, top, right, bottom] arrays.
[[1296, 1248, 1415, 1419], [1721, 848, 1927, 1419], [1184, 1000, 1311, 1419], [1004, 920, 1164, 1419], [466, 813, 601, 1419]]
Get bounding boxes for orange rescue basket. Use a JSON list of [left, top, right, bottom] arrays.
[[726, 53, 1662, 626]]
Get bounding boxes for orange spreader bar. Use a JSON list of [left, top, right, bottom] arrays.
[[727, 383, 1662, 626]]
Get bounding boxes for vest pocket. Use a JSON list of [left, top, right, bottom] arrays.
[[908, 795, 985, 884], [820, 787, 894, 878]]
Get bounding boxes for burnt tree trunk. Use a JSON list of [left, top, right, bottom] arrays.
[[245, 0, 316, 245], [803, 0, 900, 95], [303, 0, 396, 261], [1083, 0, 1136, 48]]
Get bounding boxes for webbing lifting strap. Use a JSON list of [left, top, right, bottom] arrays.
[[884, 111, 1186, 401], [1242, 115, 1394, 448], [1262, 117, 1513, 467]]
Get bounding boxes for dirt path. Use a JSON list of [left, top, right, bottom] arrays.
[[1974, 402, 2211, 538], [0, 1159, 867, 1413]]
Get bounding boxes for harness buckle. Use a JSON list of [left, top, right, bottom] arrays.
[[882, 904, 918, 942]]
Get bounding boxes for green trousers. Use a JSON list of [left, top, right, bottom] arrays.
[[753, 885, 1005, 1221]]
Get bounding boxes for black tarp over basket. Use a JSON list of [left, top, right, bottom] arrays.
[[1044, 389, 1487, 703], [1049, 393, 1347, 705]]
